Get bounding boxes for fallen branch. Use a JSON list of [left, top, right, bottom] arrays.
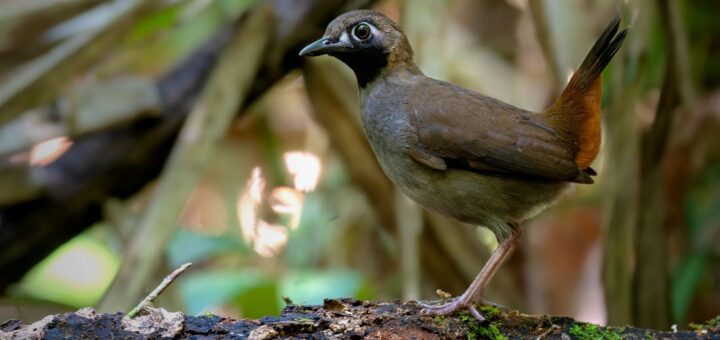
[[0, 22, 231, 291], [0, 76, 161, 159]]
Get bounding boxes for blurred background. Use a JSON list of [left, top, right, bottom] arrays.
[[0, 0, 718, 331]]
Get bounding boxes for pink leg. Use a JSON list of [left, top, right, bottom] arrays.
[[418, 230, 520, 319]]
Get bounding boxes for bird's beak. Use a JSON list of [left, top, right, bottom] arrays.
[[299, 37, 352, 56]]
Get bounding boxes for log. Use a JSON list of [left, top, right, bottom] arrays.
[[0, 299, 714, 339]]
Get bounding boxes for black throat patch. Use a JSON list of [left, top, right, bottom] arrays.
[[332, 48, 389, 88]]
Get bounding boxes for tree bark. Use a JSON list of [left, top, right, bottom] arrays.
[[1, 299, 714, 339]]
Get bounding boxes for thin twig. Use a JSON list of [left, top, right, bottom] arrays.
[[127, 262, 192, 318]]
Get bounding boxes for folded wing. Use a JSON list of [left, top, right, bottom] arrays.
[[406, 79, 593, 184]]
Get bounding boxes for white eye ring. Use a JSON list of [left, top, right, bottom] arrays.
[[352, 22, 373, 41]]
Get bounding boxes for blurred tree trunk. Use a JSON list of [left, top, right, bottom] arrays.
[[605, 0, 694, 328], [603, 43, 641, 327], [633, 0, 694, 329]]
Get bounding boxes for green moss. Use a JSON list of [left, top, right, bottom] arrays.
[[433, 315, 446, 324], [478, 305, 501, 320], [689, 315, 720, 331], [569, 323, 622, 340], [458, 310, 507, 340]]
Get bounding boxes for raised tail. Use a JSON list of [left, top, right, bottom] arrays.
[[544, 15, 628, 169]]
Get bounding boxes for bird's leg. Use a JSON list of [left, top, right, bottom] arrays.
[[418, 230, 520, 319]]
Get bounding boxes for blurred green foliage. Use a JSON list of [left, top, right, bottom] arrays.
[[179, 269, 276, 316], [168, 228, 249, 267], [109, 0, 256, 75], [15, 233, 120, 307]]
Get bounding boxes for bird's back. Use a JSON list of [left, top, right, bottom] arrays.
[[402, 76, 593, 183]]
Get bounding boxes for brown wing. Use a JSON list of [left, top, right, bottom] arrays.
[[406, 79, 593, 184]]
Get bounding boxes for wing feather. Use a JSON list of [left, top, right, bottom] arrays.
[[406, 79, 593, 183]]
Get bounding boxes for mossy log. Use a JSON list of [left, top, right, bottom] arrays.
[[1, 299, 716, 339]]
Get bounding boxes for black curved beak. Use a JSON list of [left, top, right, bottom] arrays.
[[299, 37, 352, 56]]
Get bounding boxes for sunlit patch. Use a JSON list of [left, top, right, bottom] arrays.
[[46, 243, 108, 289], [248, 166, 265, 202], [18, 235, 119, 307], [284, 151, 321, 192], [270, 186, 304, 230], [253, 221, 289, 258], [237, 153, 322, 257], [237, 168, 294, 257], [238, 167, 264, 245], [29, 136, 73, 166], [269, 187, 303, 214]]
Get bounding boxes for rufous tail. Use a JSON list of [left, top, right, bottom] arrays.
[[544, 15, 627, 169]]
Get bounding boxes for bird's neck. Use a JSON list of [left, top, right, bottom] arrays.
[[337, 46, 421, 89], [337, 53, 389, 88], [353, 62, 421, 90], [358, 63, 422, 112]]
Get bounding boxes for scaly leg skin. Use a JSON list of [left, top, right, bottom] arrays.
[[418, 230, 520, 321]]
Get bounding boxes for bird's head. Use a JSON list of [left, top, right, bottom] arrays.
[[299, 10, 417, 87]]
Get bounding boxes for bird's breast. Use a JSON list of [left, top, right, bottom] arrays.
[[361, 100, 410, 164], [359, 79, 414, 156]]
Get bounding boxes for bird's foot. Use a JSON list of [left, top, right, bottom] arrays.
[[418, 232, 519, 322], [418, 296, 487, 322]]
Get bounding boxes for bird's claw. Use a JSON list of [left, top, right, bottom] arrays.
[[417, 298, 486, 322], [468, 305, 486, 322]]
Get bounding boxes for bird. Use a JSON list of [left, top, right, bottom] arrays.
[[299, 10, 627, 320]]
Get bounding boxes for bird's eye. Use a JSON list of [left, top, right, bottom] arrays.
[[352, 23, 372, 41]]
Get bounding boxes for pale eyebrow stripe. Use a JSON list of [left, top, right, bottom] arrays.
[[339, 31, 350, 43], [368, 23, 382, 37]]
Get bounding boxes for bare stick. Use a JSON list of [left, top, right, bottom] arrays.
[[127, 262, 192, 318]]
